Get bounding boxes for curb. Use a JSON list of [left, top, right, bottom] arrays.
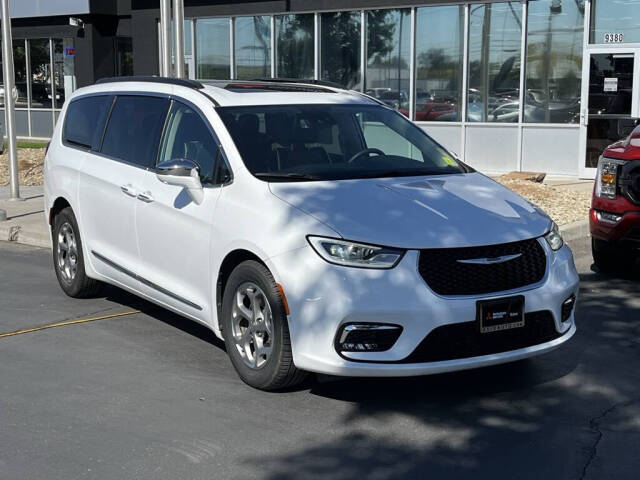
[[0, 221, 51, 249], [559, 220, 590, 243]]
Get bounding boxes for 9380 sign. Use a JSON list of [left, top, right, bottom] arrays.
[[604, 33, 624, 43]]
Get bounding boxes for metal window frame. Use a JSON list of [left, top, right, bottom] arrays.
[[24, 38, 32, 137], [229, 17, 235, 79], [270, 15, 276, 78], [360, 10, 366, 92], [314, 12, 320, 80]]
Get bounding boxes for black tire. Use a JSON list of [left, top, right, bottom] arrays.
[[52, 207, 102, 298], [591, 237, 628, 274], [221, 260, 307, 391]]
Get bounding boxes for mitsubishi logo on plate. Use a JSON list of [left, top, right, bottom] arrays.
[[457, 253, 522, 265]]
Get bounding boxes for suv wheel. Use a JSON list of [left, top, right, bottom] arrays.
[[52, 207, 102, 298], [221, 260, 307, 390]]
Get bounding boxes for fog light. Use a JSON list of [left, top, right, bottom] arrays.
[[335, 324, 402, 353], [561, 295, 576, 322]]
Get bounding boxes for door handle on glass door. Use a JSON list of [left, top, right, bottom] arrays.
[[137, 191, 154, 203], [120, 184, 138, 197]]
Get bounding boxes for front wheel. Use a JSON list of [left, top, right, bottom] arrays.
[[221, 260, 307, 390]]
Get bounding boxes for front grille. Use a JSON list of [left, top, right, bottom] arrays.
[[401, 311, 562, 363], [418, 238, 547, 296]]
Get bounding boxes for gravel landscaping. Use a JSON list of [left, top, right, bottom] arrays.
[[495, 176, 592, 226], [0, 148, 592, 226], [0, 147, 46, 187]]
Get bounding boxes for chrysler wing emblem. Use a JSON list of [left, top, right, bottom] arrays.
[[457, 253, 522, 265]]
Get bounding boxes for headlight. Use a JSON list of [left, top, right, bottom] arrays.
[[596, 157, 623, 199], [307, 236, 405, 269], [544, 222, 564, 251]]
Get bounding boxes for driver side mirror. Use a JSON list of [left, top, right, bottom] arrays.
[[156, 159, 204, 205]]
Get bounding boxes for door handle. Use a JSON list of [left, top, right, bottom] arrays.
[[137, 191, 154, 203], [120, 184, 138, 197]]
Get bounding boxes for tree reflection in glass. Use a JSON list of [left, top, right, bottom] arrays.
[[467, 3, 522, 123], [366, 9, 411, 116]]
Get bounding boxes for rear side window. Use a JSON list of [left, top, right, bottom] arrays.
[[63, 95, 113, 149], [101, 95, 170, 168]]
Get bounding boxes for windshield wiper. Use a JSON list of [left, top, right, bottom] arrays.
[[254, 172, 323, 181]]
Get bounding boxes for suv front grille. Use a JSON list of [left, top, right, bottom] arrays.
[[418, 238, 547, 296], [401, 311, 562, 363]]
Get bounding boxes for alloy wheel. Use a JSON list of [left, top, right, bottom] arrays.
[[56, 222, 78, 284], [231, 282, 274, 369]]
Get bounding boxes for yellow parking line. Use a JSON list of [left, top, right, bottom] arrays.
[[0, 310, 140, 339]]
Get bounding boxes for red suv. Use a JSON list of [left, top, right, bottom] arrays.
[[590, 125, 640, 269]]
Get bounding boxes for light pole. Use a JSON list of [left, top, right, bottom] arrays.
[[173, 0, 185, 78], [159, 0, 172, 77], [1, 0, 19, 202]]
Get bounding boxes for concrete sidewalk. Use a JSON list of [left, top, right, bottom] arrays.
[[0, 186, 49, 248]]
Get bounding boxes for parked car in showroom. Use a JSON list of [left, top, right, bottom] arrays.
[[44, 77, 579, 390], [591, 124, 640, 270]]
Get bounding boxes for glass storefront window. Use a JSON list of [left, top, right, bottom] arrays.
[[320, 11, 361, 89], [591, 0, 640, 44], [467, 3, 522, 122], [114, 37, 133, 77], [415, 6, 464, 122], [196, 18, 231, 79], [235, 16, 271, 79], [30, 38, 52, 108], [365, 9, 411, 115], [14, 40, 28, 108], [275, 14, 314, 79], [525, 0, 584, 123]]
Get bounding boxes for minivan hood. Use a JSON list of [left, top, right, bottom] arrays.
[[269, 173, 551, 249]]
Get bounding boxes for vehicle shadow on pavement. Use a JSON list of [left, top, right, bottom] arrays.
[[100, 284, 226, 351], [240, 265, 640, 480]]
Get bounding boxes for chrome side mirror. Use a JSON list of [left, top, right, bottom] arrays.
[[156, 159, 204, 205]]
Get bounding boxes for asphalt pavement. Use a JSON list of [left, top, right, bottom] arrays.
[[0, 237, 639, 479]]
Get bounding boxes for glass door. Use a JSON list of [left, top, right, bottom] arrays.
[[580, 48, 640, 178]]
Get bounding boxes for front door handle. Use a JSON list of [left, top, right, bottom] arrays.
[[137, 191, 154, 203], [120, 184, 138, 197]]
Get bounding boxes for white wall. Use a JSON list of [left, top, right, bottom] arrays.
[[419, 123, 582, 177]]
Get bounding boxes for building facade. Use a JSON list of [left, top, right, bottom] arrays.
[[3, 0, 640, 178], [0, 1, 132, 139]]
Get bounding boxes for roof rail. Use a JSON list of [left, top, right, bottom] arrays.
[[250, 78, 345, 90], [96, 76, 204, 89]]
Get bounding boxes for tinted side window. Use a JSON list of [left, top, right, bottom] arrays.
[[158, 102, 220, 184], [101, 95, 170, 168], [63, 95, 112, 149]]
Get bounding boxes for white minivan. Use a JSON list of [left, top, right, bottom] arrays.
[[44, 77, 579, 390]]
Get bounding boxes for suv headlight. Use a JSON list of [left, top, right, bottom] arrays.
[[596, 156, 623, 199], [544, 222, 564, 251], [307, 236, 405, 269]]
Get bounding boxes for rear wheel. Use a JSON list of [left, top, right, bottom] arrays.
[[52, 207, 102, 298], [221, 260, 307, 390]]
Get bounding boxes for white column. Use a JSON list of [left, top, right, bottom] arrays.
[[173, 0, 185, 78], [159, 0, 171, 76]]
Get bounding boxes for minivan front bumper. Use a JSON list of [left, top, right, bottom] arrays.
[[266, 239, 579, 377]]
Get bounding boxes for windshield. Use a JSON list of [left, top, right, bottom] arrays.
[[218, 104, 467, 181]]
